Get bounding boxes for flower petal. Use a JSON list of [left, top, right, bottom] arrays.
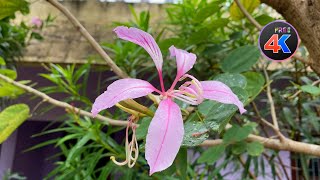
[[91, 78, 156, 116], [145, 98, 184, 175], [114, 26, 163, 71], [169, 45, 196, 78], [200, 81, 246, 114]]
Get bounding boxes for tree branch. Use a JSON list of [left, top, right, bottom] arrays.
[[0, 74, 128, 127], [1, 74, 320, 157], [45, 0, 128, 79], [201, 134, 320, 157]]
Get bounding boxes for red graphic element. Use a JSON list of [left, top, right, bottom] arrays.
[[264, 34, 281, 53]]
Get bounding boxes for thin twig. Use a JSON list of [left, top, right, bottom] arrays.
[[234, 0, 262, 30], [45, 0, 128, 79], [201, 134, 320, 157], [288, 79, 320, 99], [234, 0, 311, 65], [0, 74, 128, 126], [262, 67, 286, 143], [251, 102, 286, 141], [251, 102, 290, 179]]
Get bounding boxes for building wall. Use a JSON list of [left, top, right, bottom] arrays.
[[17, 0, 166, 64]]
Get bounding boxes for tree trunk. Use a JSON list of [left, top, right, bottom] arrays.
[[261, 0, 320, 75]]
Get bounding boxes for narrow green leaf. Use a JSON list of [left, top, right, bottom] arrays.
[[300, 154, 310, 180], [175, 148, 187, 179]]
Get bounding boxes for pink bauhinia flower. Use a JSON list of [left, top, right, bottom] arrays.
[[31, 16, 42, 28], [91, 26, 246, 175]]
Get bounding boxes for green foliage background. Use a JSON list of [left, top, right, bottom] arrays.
[[0, 0, 319, 179]]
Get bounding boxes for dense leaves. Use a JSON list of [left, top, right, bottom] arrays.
[[0, 0, 29, 20]]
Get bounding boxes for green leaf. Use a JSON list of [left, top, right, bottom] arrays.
[[207, 18, 229, 29], [182, 113, 209, 147], [198, 87, 248, 132], [221, 45, 260, 73], [135, 117, 151, 140], [0, 80, 25, 98], [255, 14, 274, 25], [0, 57, 5, 65], [0, 104, 29, 144], [214, 73, 247, 88], [194, 2, 220, 22], [0, 0, 29, 20], [230, 0, 260, 20], [243, 71, 265, 98], [175, 148, 187, 179], [246, 142, 264, 156], [188, 28, 210, 44], [66, 133, 92, 164], [300, 154, 311, 180], [197, 144, 225, 164], [232, 142, 247, 155], [223, 124, 253, 143], [0, 69, 17, 80], [300, 85, 320, 96], [282, 107, 297, 129]]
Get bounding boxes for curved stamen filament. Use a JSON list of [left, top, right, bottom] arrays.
[[178, 86, 198, 97], [173, 90, 197, 99], [183, 74, 203, 95], [111, 117, 139, 168], [171, 93, 198, 105]]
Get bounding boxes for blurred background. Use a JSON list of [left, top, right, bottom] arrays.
[[0, 0, 319, 179]]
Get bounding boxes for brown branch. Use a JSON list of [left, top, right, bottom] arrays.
[[262, 67, 287, 143], [201, 134, 320, 157], [45, 0, 128, 79], [1, 74, 320, 156], [234, 0, 262, 30], [234, 0, 311, 65], [0, 74, 128, 127]]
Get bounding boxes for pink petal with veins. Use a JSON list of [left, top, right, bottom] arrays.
[[200, 81, 246, 114], [91, 78, 156, 116], [114, 26, 163, 71], [145, 98, 184, 175], [169, 45, 196, 78]]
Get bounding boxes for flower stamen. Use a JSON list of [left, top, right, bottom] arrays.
[[111, 116, 139, 168]]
